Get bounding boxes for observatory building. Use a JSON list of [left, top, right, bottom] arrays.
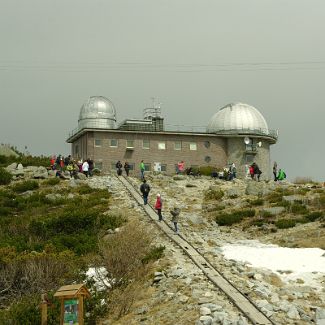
[[67, 97, 278, 178]]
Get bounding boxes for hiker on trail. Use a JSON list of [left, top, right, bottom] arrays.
[[140, 179, 150, 205], [249, 165, 255, 179], [231, 163, 237, 179], [177, 161, 185, 174], [273, 162, 278, 181], [154, 193, 163, 221], [277, 168, 287, 181], [50, 156, 56, 170], [140, 160, 145, 180], [116, 160, 122, 176], [251, 162, 262, 181], [82, 160, 89, 177], [170, 207, 180, 234], [88, 158, 94, 177], [124, 161, 130, 176]]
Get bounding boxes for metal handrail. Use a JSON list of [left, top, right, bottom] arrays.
[[68, 122, 278, 140]]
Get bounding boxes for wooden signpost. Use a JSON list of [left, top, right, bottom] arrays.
[[53, 284, 90, 325]]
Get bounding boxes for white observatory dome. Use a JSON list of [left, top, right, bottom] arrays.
[[207, 102, 269, 135], [78, 96, 116, 130]]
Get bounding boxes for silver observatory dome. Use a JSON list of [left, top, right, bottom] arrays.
[[78, 96, 116, 130], [207, 102, 269, 135]]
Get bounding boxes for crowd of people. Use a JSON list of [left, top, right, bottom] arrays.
[[50, 155, 95, 178]]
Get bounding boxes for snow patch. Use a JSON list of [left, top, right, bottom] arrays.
[[221, 240, 325, 287]]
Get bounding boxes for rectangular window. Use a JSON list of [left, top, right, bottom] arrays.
[[161, 164, 167, 172], [144, 163, 151, 171], [142, 139, 150, 149], [110, 139, 118, 147], [94, 139, 102, 147], [158, 142, 166, 150], [245, 154, 254, 163], [95, 162, 103, 170], [128, 163, 135, 171], [126, 140, 134, 148], [189, 142, 197, 151], [174, 141, 182, 150]]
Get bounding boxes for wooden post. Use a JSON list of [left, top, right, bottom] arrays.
[[79, 297, 84, 325], [40, 294, 48, 325]]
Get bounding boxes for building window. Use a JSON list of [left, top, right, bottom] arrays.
[[126, 140, 134, 148], [144, 163, 151, 171], [158, 142, 166, 150], [95, 162, 103, 170], [204, 141, 210, 148], [174, 141, 182, 150], [128, 163, 135, 171], [161, 164, 167, 172], [205, 156, 211, 163], [142, 140, 150, 149], [94, 139, 102, 147], [110, 139, 118, 147], [189, 142, 197, 151], [245, 154, 255, 163]]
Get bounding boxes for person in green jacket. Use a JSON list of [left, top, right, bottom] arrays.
[[140, 160, 145, 180], [277, 169, 286, 181]]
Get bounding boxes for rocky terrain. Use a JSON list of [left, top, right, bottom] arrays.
[[84, 173, 324, 325], [3, 164, 325, 324]]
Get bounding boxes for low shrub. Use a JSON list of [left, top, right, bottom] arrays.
[[0, 167, 12, 185], [250, 219, 266, 227], [204, 188, 224, 201], [142, 245, 165, 264], [74, 184, 98, 195], [260, 210, 273, 218], [199, 166, 216, 176], [249, 198, 264, 206], [304, 211, 323, 222], [275, 218, 296, 229], [215, 209, 256, 226], [99, 220, 153, 288], [92, 168, 101, 176], [43, 178, 60, 186], [12, 180, 39, 193], [290, 203, 308, 215]]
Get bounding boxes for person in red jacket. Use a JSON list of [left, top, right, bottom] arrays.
[[154, 193, 163, 221]]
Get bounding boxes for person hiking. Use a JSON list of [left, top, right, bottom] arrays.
[[154, 193, 163, 221], [277, 168, 287, 181], [116, 160, 122, 176], [253, 163, 262, 181], [140, 179, 150, 205], [249, 164, 255, 180], [273, 162, 278, 181], [170, 207, 180, 234], [82, 160, 89, 177], [124, 161, 130, 176], [140, 160, 145, 180]]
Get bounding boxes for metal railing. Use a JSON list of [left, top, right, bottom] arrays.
[[68, 122, 278, 140]]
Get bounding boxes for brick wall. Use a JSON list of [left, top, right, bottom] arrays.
[[71, 130, 227, 175]]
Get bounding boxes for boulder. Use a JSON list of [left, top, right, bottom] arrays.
[[200, 306, 211, 315], [245, 181, 270, 196], [6, 163, 17, 171], [283, 195, 304, 203], [33, 166, 48, 179], [17, 163, 24, 170], [76, 172, 87, 180], [45, 193, 63, 202], [262, 207, 285, 215], [199, 316, 213, 325]]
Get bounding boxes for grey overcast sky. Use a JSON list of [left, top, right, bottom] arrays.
[[0, 0, 324, 180]]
